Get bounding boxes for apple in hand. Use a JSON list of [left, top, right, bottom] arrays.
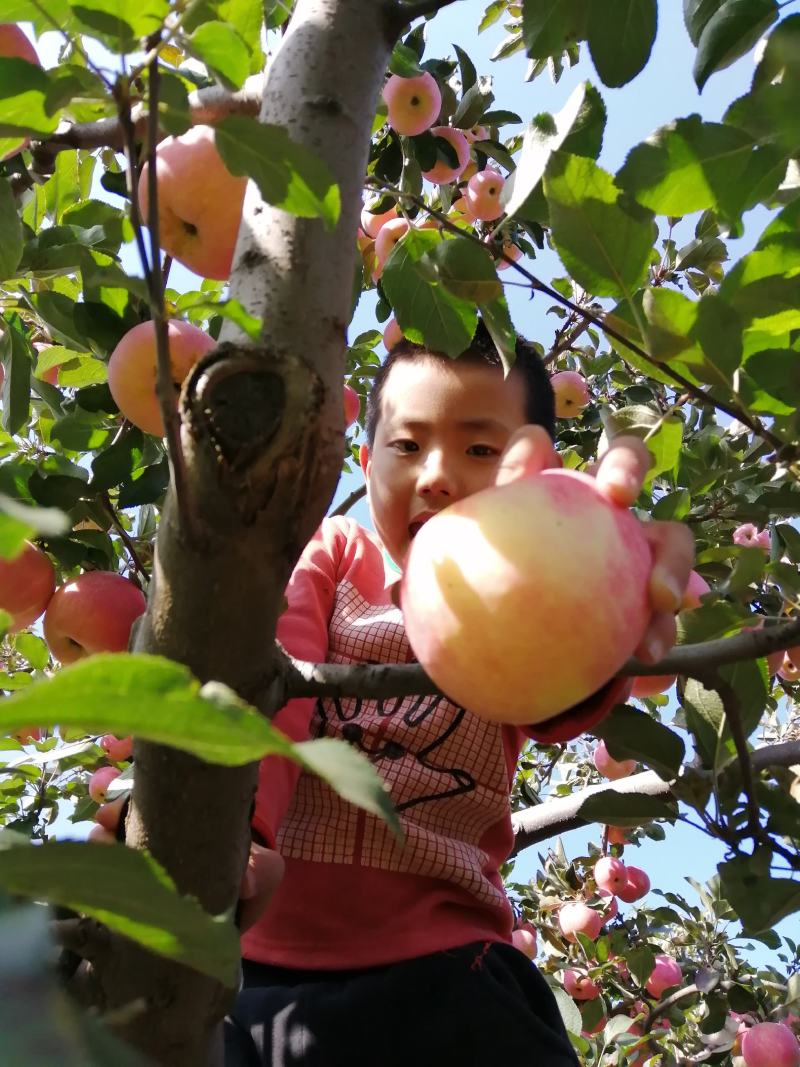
[[741, 1022, 800, 1067], [108, 319, 216, 437], [402, 469, 652, 725], [421, 127, 470, 184], [593, 739, 636, 781], [44, 571, 146, 664], [551, 371, 590, 419], [0, 540, 55, 631], [559, 902, 603, 942], [383, 73, 441, 136], [645, 954, 682, 998], [138, 125, 247, 281]]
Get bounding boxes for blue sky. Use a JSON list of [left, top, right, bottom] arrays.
[[28, 6, 797, 958]]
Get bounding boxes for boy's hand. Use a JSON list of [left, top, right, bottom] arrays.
[[494, 426, 695, 667], [93, 798, 284, 932]]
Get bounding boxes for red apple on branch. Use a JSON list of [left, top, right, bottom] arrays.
[[44, 571, 146, 664], [741, 1022, 800, 1067], [0, 540, 55, 631]]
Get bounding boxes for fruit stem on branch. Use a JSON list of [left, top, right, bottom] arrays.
[[100, 491, 150, 585]]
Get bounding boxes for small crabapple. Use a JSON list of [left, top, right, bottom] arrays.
[[360, 203, 398, 238], [593, 739, 636, 781], [551, 371, 590, 419], [100, 734, 133, 762], [421, 127, 470, 184], [383, 73, 442, 136], [374, 217, 410, 278], [463, 169, 506, 222]]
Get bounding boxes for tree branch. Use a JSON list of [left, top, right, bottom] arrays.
[[330, 483, 367, 516], [392, 0, 464, 26]]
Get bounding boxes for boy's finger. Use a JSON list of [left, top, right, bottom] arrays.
[[494, 425, 561, 488], [634, 608, 677, 665], [594, 435, 652, 506], [238, 845, 285, 932], [643, 521, 695, 614]]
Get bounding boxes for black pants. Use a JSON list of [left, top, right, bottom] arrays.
[[224, 941, 579, 1066]]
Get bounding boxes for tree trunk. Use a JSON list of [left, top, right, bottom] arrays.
[[81, 2, 396, 1062]]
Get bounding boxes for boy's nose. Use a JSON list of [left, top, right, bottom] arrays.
[[416, 453, 457, 499]]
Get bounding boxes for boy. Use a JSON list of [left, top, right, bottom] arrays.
[[225, 324, 694, 1065]]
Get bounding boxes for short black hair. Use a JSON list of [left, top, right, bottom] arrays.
[[365, 319, 556, 446]]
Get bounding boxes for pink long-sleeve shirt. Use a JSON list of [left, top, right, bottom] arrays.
[[242, 516, 626, 970]]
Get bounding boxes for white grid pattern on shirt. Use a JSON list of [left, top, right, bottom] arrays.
[[276, 579, 510, 909]]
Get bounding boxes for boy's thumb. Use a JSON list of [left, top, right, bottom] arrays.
[[494, 425, 560, 488]]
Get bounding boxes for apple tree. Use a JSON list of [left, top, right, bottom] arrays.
[[0, 0, 799, 1063]]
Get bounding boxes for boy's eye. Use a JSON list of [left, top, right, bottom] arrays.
[[467, 444, 498, 457], [391, 439, 419, 453]]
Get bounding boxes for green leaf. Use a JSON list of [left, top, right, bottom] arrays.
[[522, 0, 587, 60], [453, 43, 477, 93], [50, 414, 113, 453], [0, 654, 299, 766], [617, 116, 767, 220], [0, 178, 22, 281], [693, 0, 778, 90], [544, 151, 656, 299], [720, 244, 800, 336], [0, 492, 69, 538], [187, 21, 251, 89], [90, 428, 144, 491], [388, 42, 423, 78], [451, 76, 494, 130], [420, 237, 502, 303], [68, 0, 170, 52], [215, 116, 340, 229], [577, 789, 678, 827], [381, 228, 477, 359], [625, 944, 656, 986], [595, 705, 685, 780], [501, 82, 589, 223], [295, 737, 401, 841], [559, 82, 606, 160], [740, 348, 800, 416], [0, 324, 31, 437], [0, 839, 239, 983], [587, 0, 657, 88], [480, 294, 517, 374], [641, 288, 699, 363], [719, 853, 800, 933], [0, 511, 32, 557], [550, 984, 583, 1037], [0, 58, 59, 141], [683, 0, 724, 45], [689, 292, 743, 382], [118, 458, 170, 508], [14, 632, 49, 669]]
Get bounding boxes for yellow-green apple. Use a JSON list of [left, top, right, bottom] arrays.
[[138, 124, 247, 281], [464, 169, 506, 222], [402, 469, 652, 725], [631, 673, 676, 698], [100, 734, 133, 762], [682, 569, 710, 610], [558, 902, 603, 942], [0, 540, 55, 631], [617, 865, 650, 903], [44, 571, 146, 664], [645, 955, 682, 998], [511, 921, 537, 958], [593, 740, 636, 780], [343, 384, 360, 429], [551, 370, 590, 418], [594, 855, 628, 895], [89, 765, 121, 804], [741, 1022, 800, 1067], [108, 319, 216, 436], [374, 217, 410, 279], [382, 73, 441, 136], [361, 203, 398, 238], [0, 24, 40, 160], [383, 317, 403, 350], [564, 969, 601, 1000], [421, 127, 470, 184]]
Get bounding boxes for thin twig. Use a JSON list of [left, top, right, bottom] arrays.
[[100, 492, 149, 585], [331, 484, 367, 516], [394, 0, 464, 25], [365, 179, 785, 455], [544, 315, 592, 366]]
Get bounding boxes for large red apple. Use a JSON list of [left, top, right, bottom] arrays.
[[43, 572, 146, 664], [382, 73, 441, 136], [558, 902, 603, 942], [742, 1022, 800, 1067], [0, 540, 55, 631], [138, 125, 247, 281], [108, 319, 216, 437], [645, 954, 682, 998], [0, 25, 40, 161], [402, 469, 652, 725]]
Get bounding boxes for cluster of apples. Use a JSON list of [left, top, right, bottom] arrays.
[[0, 542, 146, 738]]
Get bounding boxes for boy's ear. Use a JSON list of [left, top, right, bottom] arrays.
[[359, 443, 371, 482]]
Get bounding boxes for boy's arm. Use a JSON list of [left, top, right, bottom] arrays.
[[251, 518, 348, 848]]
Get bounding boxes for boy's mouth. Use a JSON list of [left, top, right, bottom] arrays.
[[408, 512, 437, 539]]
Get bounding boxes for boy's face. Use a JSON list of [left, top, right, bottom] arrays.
[[359, 355, 528, 567]]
